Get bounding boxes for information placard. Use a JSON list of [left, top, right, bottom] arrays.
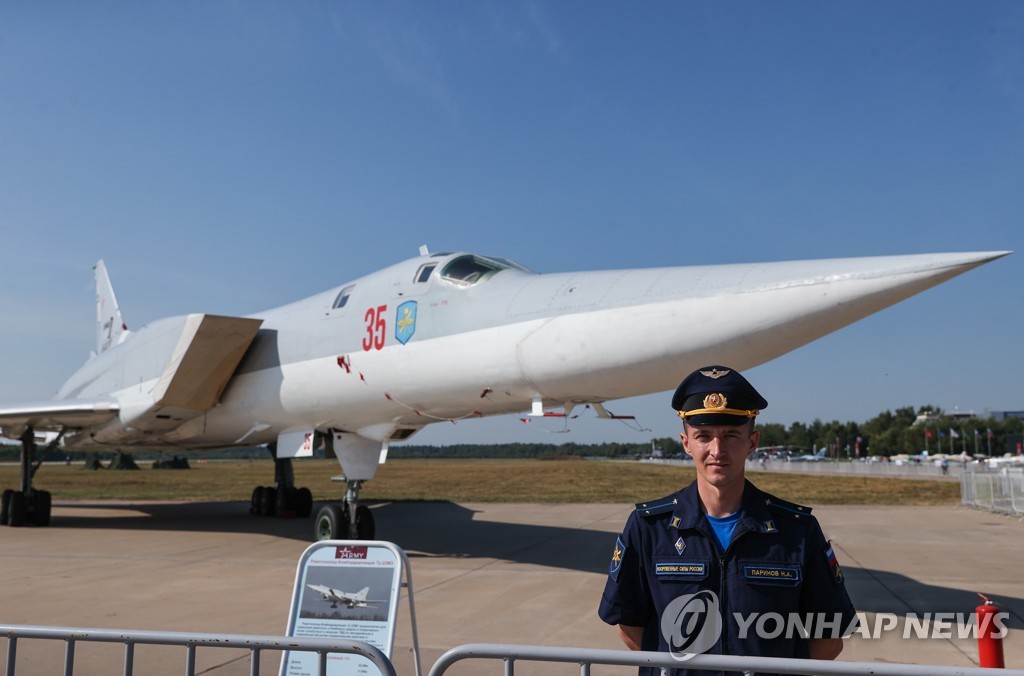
[[281, 541, 403, 676]]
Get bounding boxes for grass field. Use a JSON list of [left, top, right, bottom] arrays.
[[0, 458, 960, 505]]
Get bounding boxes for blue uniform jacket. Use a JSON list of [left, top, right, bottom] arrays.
[[598, 480, 856, 676]]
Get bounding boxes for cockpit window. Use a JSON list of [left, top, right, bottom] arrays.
[[485, 256, 531, 272], [415, 263, 436, 283], [332, 285, 355, 309], [440, 255, 512, 286]]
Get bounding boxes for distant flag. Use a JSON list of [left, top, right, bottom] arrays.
[[950, 428, 959, 439], [938, 429, 946, 438], [925, 429, 934, 439], [987, 428, 995, 439], [974, 428, 980, 437]]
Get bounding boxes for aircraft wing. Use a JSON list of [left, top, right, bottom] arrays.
[[0, 398, 120, 440], [0, 314, 262, 445], [149, 314, 264, 411]]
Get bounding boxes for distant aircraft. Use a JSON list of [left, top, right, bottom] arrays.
[[983, 454, 1024, 468], [790, 447, 830, 462], [0, 248, 1010, 538], [306, 584, 383, 609]]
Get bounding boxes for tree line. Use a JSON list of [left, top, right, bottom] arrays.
[[393, 406, 1024, 460], [2, 406, 1020, 461], [754, 406, 1023, 458]]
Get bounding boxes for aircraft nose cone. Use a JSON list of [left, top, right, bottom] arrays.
[[515, 250, 1011, 402]]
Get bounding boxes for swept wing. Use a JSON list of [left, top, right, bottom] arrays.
[[0, 398, 120, 440]]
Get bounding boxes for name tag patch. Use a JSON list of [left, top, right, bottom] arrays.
[[743, 564, 802, 585], [655, 562, 706, 577]]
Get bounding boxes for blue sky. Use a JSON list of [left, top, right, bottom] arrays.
[[0, 1, 1020, 446]]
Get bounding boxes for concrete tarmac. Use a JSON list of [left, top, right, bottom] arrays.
[[1, 500, 1022, 675]]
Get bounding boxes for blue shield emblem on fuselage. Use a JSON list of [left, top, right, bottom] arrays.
[[395, 301, 417, 345]]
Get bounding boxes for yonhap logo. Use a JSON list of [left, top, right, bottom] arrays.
[[661, 590, 723, 660]]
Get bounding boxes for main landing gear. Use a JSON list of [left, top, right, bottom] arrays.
[[314, 479, 375, 541], [249, 444, 314, 519], [0, 427, 56, 528]]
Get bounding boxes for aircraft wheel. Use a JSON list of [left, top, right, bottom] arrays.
[[315, 504, 345, 540], [0, 489, 12, 525], [250, 486, 265, 515], [296, 487, 314, 518], [354, 505, 375, 540], [259, 486, 277, 517], [276, 486, 297, 516], [32, 490, 52, 527], [8, 491, 26, 528]]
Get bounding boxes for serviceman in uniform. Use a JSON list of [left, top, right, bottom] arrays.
[[598, 366, 856, 675]]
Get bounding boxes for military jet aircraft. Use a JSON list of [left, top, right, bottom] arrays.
[[0, 247, 1009, 539], [790, 448, 830, 462], [306, 584, 382, 609]]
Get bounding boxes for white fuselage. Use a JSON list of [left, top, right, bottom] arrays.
[[53, 250, 1005, 452]]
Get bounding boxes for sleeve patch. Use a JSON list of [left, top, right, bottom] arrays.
[[824, 544, 845, 585], [610, 536, 626, 581]]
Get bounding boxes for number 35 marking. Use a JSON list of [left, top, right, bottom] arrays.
[[362, 305, 387, 351]]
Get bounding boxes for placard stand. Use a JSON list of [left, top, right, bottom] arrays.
[[280, 540, 421, 676]]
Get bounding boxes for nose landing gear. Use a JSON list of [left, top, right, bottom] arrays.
[[314, 479, 375, 540]]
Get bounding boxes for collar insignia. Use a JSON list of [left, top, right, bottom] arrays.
[[675, 537, 686, 555], [763, 520, 777, 533], [700, 368, 730, 380], [669, 516, 681, 529]]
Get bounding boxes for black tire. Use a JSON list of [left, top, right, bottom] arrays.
[[355, 504, 375, 540], [296, 487, 314, 518], [32, 490, 52, 527], [8, 491, 27, 528], [250, 486, 265, 515], [0, 489, 12, 525], [315, 503, 345, 541], [259, 486, 277, 517], [275, 486, 296, 515]]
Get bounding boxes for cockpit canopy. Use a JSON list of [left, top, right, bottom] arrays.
[[438, 254, 531, 287]]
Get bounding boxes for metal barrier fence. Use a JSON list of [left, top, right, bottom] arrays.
[[5, 628, 1021, 676], [0, 624, 397, 676], [961, 468, 1024, 515], [644, 457, 970, 480], [743, 458, 964, 479], [428, 643, 1024, 676]]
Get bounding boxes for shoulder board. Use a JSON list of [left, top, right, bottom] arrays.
[[762, 495, 813, 519], [634, 495, 679, 518]]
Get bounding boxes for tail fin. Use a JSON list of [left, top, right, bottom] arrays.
[[354, 587, 369, 600], [94, 260, 128, 354]]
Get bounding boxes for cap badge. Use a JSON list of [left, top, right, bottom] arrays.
[[674, 537, 686, 555], [703, 393, 727, 410], [700, 368, 730, 379]]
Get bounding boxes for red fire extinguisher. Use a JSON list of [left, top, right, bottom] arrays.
[[977, 593, 1005, 668]]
